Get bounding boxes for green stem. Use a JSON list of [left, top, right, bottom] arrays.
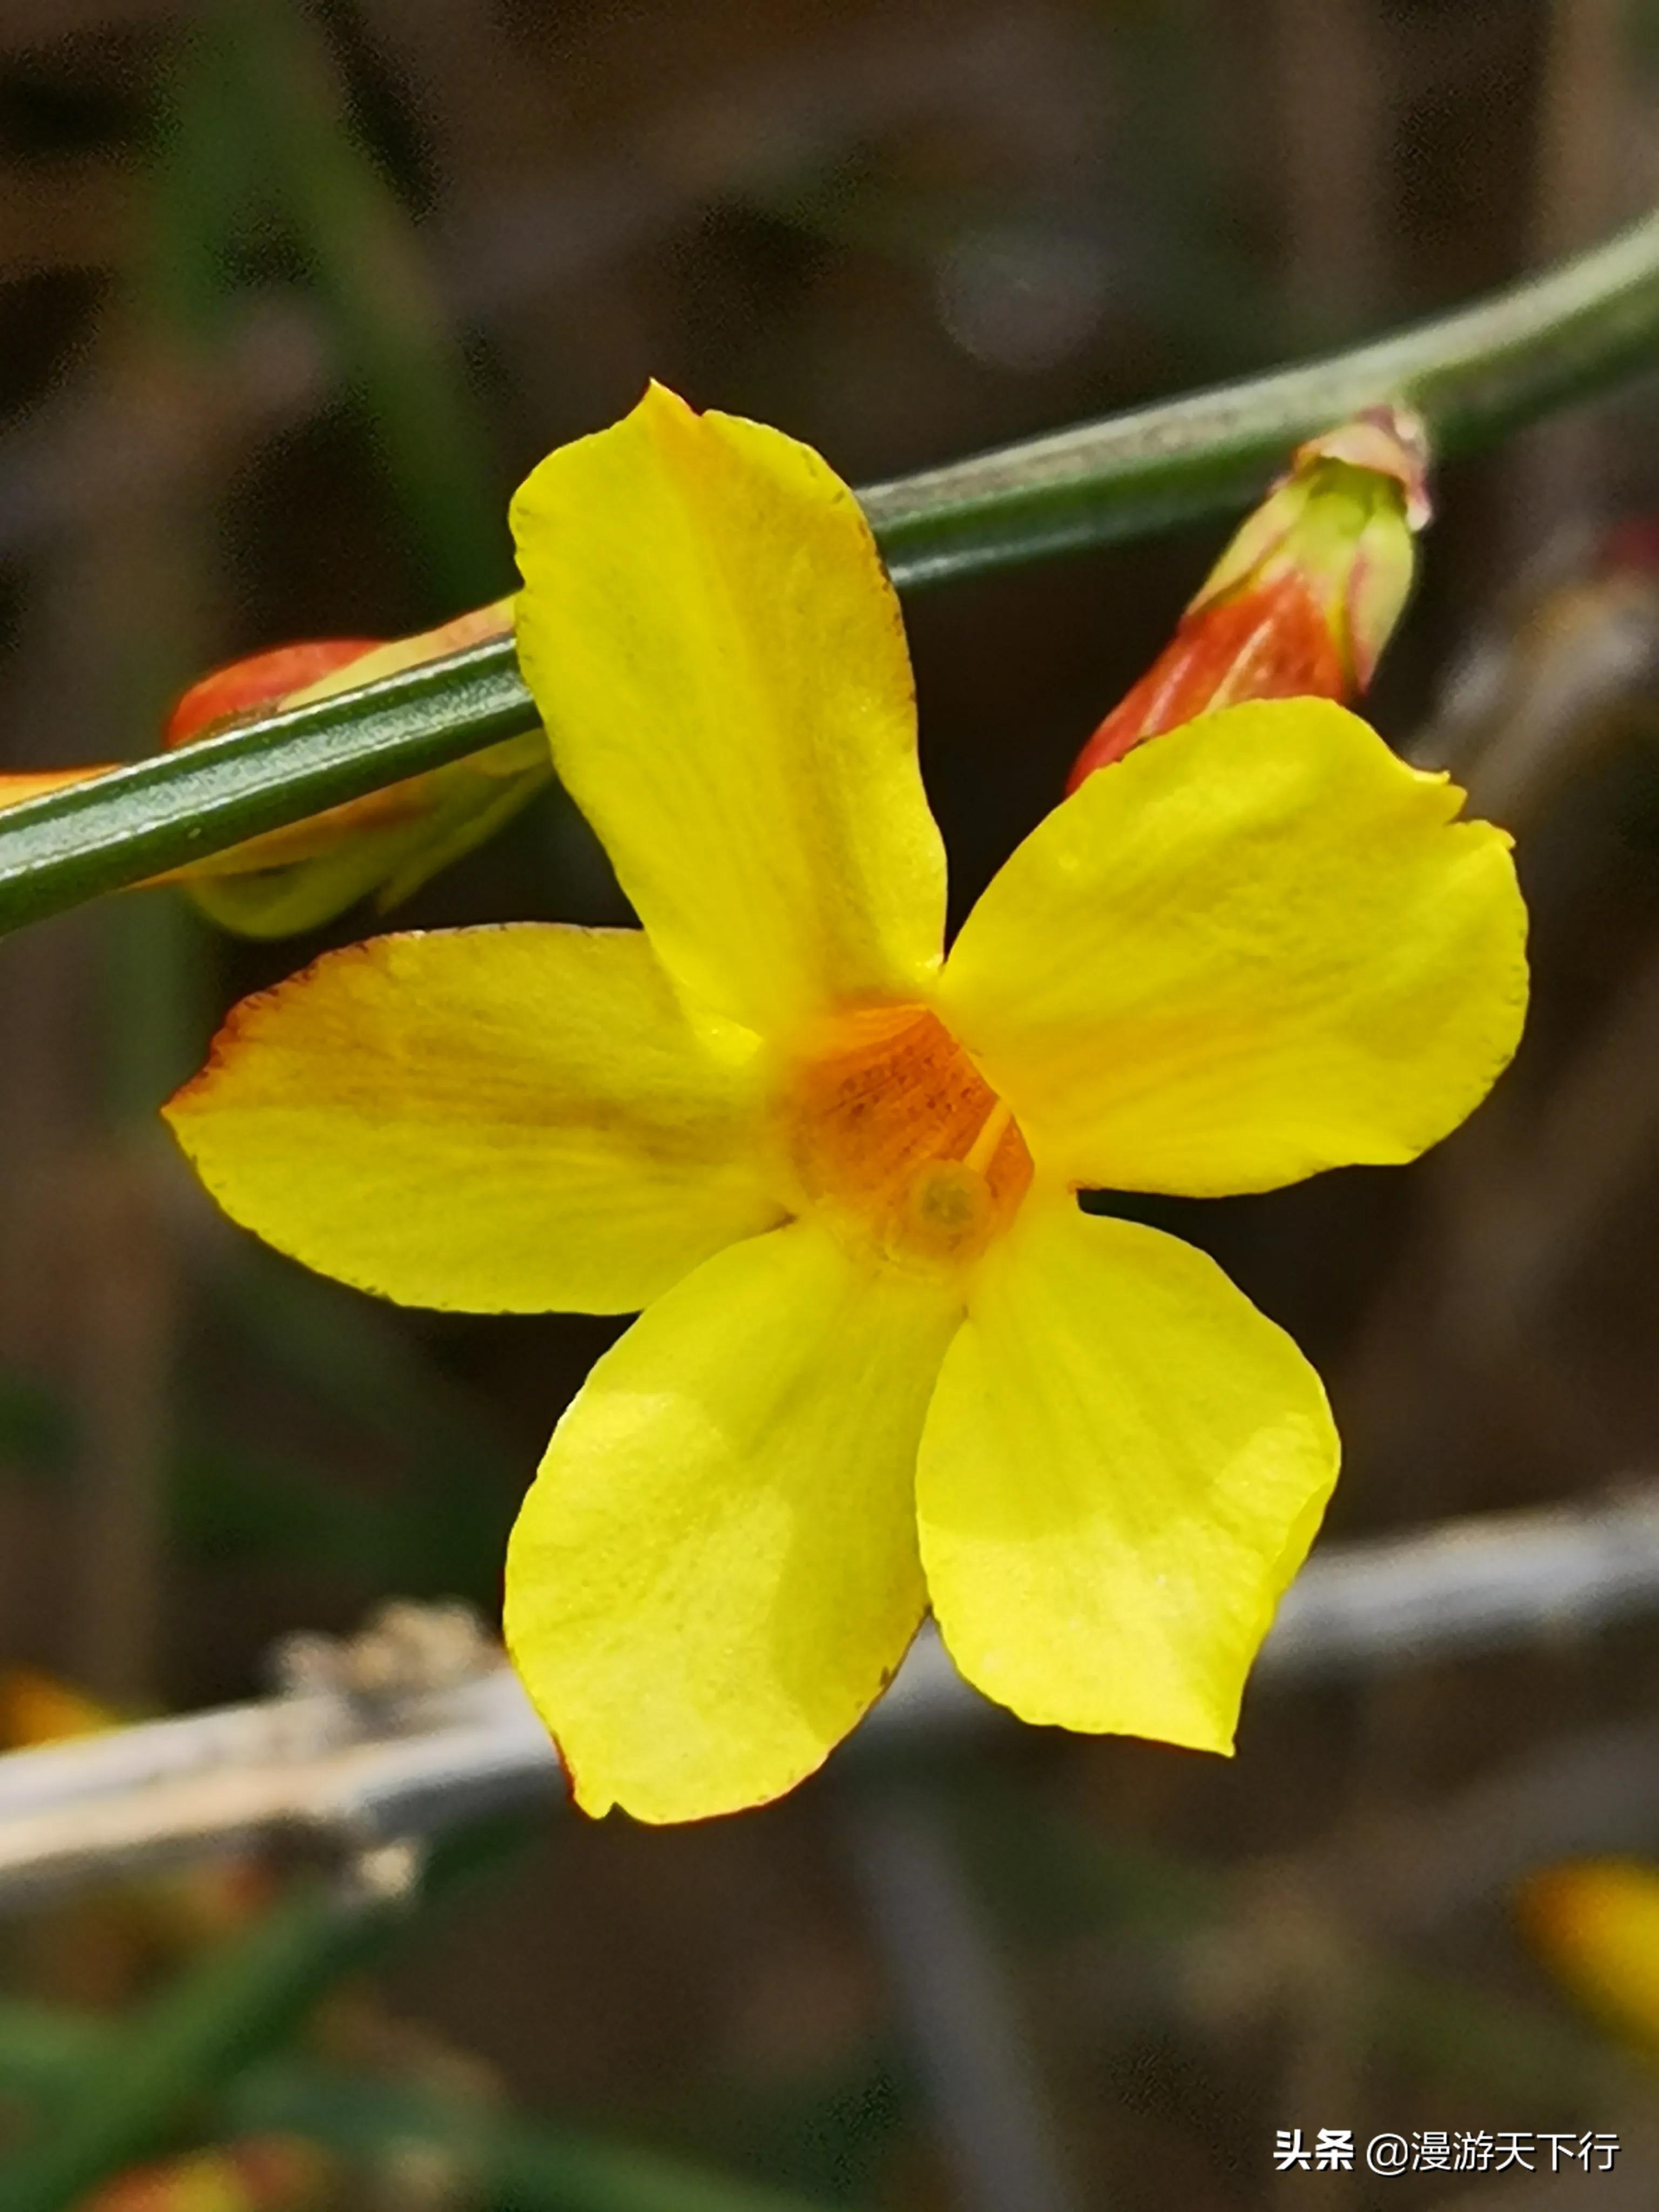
[[0, 639, 530, 938], [4, 210, 1659, 936], [864, 206, 1659, 584]]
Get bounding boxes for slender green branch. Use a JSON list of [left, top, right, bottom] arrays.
[[3, 210, 1659, 936], [863, 205, 1659, 584]]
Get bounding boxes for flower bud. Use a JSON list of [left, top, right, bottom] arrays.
[[166, 599, 554, 938], [0, 603, 550, 938], [163, 639, 385, 747], [1068, 407, 1430, 790]]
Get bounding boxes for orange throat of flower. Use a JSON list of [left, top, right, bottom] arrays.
[[783, 1004, 1033, 1272]]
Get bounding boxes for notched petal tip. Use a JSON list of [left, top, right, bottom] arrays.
[[637, 375, 701, 426], [544, 1702, 841, 1827], [939, 1618, 1243, 1758]]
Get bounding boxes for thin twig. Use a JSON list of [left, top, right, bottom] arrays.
[[5, 1488, 1659, 1908], [848, 1789, 1084, 2212]]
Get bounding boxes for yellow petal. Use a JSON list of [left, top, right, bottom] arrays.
[[511, 382, 946, 1041], [504, 1222, 961, 1822], [938, 699, 1527, 1196], [164, 925, 784, 1314], [0, 767, 119, 808], [917, 1197, 1338, 1750], [0, 1668, 116, 1746]]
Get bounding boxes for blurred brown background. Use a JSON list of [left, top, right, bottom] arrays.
[[5, 3, 1659, 2207]]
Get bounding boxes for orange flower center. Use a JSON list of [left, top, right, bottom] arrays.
[[784, 1005, 1033, 1271]]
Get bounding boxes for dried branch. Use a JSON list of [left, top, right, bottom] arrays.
[[4, 1490, 1659, 1907]]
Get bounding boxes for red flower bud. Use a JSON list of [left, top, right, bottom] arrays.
[[163, 639, 383, 748], [1069, 407, 1431, 790]]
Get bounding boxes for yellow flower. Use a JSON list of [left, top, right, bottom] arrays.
[[1519, 1860, 1659, 2056], [164, 385, 1528, 1824]]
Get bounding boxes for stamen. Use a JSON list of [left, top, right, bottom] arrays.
[[784, 1005, 1032, 1271]]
